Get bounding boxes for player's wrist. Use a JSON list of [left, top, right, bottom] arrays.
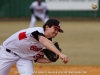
[[58, 52, 63, 57]]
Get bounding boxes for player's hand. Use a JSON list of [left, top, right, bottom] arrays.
[[59, 53, 68, 64]]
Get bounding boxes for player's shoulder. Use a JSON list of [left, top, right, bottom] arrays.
[[33, 27, 44, 31], [34, 27, 44, 33], [41, 1, 46, 5], [42, 1, 46, 4], [31, 1, 37, 5], [26, 27, 44, 33]]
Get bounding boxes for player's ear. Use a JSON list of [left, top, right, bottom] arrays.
[[45, 25, 49, 29]]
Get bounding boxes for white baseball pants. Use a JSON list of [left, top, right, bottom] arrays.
[[29, 14, 49, 27], [0, 47, 34, 75]]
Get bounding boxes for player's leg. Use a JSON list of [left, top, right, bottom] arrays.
[[16, 58, 34, 75], [0, 48, 20, 75], [41, 15, 49, 23], [29, 15, 37, 28]]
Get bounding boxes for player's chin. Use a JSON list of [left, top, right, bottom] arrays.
[[52, 35, 57, 38], [50, 34, 57, 38]]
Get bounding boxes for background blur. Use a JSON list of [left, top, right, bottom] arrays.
[[0, 0, 100, 18], [0, 0, 100, 66]]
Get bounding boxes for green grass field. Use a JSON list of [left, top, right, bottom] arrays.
[[0, 20, 100, 66]]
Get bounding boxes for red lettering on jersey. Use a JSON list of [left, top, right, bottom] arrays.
[[30, 46, 42, 51], [40, 50, 44, 52], [19, 32, 27, 40], [33, 54, 43, 59]]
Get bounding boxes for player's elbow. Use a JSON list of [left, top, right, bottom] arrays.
[[45, 9, 49, 15], [30, 9, 34, 13], [36, 58, 52, 63]]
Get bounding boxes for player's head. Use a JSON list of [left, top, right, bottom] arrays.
[[37, 0, 42, 5], [43, 19, 64, 38], [43, 19, 64, 33]]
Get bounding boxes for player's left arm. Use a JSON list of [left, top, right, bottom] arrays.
[[45, 9, 48, 16], [29, 2, 35, 13], [30, 9, 34, 13], [36, 58, 51, 63], [44, 2, 49, 15], [34, 53, 51, 63]]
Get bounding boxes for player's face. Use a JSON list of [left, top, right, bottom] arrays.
[[45, 25, 59, 38], [37, 0, 41, 5]]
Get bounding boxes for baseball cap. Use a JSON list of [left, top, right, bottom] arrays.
[[45, 19, 64, 33]]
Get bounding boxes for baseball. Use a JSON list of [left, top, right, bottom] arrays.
[[91, 4, 97, 9]]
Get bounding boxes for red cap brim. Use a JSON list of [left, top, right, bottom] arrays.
[[53, 26, 64, 33]]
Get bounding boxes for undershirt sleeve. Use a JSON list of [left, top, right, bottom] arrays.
[[31, 31, 45, 41]]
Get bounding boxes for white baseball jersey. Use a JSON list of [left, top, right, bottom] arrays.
[[2, 27, 45, 60], [29, 1, 47, 16], [29, 1, 49, 27]]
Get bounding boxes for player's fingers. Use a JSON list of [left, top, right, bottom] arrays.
[[63, 57, 68, 64]]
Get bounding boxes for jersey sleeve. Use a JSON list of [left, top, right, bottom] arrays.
[[26, 27, 45, 41], [42, 2, 48, 14], [31, 31, 45, 41], [29, 2, 35, 9]]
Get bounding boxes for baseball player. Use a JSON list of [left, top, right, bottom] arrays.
[[29, 0, 49, 27], [0, 19, 68, 75]]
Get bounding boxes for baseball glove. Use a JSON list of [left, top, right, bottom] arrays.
[[44, 42, 61, 62]]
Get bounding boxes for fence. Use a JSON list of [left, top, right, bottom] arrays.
[[0, 0, 100, 18]]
